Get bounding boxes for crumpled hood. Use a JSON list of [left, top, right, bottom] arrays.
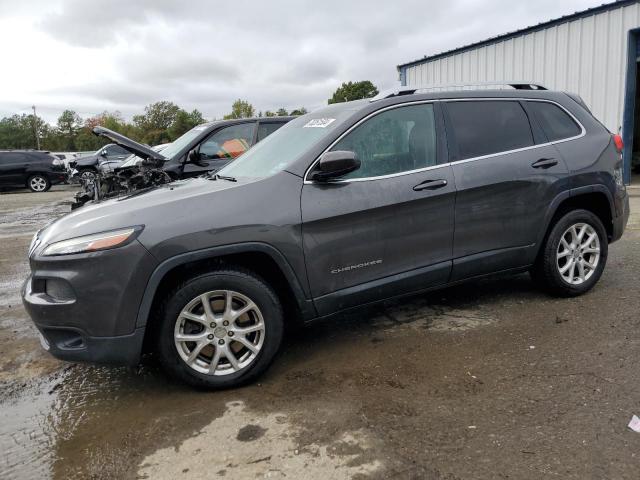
[[35, 177, 249, 253]]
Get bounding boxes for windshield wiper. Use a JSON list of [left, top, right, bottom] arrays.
[[213, 174, 237, 182]]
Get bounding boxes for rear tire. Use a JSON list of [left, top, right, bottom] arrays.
[[27, 174, 50, 192], [155, 268, 284, 389], [531, 209, 608, 297]]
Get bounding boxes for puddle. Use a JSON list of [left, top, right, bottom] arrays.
[[0, 364, 174, 479], [138, 401, 382, 479]]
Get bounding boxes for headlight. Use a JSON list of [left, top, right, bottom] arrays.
[[42, 227, 141, 256]]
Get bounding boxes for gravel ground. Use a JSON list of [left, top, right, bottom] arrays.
[[1, 184, 639, 479]]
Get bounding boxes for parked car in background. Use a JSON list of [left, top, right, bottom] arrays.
[[0, 150, 67, 192], [102, 116, 293, 180], [22, 85, 629, 388], [52, 152, 81, 169], [70, 117, 293, 208], [68, 144, 130, 181]]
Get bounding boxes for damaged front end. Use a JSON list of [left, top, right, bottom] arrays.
[[72, 127, 170, 209], [71, 159, 172, 209]]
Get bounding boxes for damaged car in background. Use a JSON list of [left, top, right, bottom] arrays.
[[71, 116, 293, 209]]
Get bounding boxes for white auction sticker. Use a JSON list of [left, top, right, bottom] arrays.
[[303, 118, 336, 128]]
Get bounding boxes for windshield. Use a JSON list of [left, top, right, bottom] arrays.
[[218, 102, 364, 179], [160, 123, 212, 161]]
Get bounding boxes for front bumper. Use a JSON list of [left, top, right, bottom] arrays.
[[21, 239, 157, 365]]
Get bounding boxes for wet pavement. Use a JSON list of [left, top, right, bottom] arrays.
[[1, 185, 640, 479]]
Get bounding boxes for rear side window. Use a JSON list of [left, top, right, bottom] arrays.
[[257, 122, 285, 142], [446, 101, 534, 160], [526, 101, 582, 141], [1, 152, 27, 164]]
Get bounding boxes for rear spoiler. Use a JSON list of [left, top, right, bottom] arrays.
[[92, 126, 166, 161]]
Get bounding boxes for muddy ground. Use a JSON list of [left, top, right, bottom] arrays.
[[1, 185, 639, 479]]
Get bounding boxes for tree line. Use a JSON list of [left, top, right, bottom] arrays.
[[0, 81, 378, 151]]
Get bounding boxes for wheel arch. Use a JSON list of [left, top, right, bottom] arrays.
[[136, 243, 316, 340], [536, 185, 615, 258]]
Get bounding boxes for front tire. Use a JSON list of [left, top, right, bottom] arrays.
[[531, 209, 608, 297], [155, 268, 283, 389], [27, 174, 50, 192]]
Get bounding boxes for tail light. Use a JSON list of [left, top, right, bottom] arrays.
[[612, 134, 625, 188], [612, 134, 624, 153]]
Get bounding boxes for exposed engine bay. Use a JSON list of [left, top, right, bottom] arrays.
[[71, 126, 171, 209], [71, 157, 172, 209]]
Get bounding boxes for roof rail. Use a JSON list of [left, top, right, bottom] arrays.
[[371, 81, 547, 101]]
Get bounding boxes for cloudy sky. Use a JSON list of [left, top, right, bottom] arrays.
[[0, 0, 606, 123]]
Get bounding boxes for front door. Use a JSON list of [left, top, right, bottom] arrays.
[[185, 122, 257, 177], [301, 102, 455, 315]]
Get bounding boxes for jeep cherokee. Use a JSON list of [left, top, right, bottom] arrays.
[[22, 84, 629, 388]]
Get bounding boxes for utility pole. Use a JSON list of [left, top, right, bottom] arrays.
[[32, 105, 40, 150]]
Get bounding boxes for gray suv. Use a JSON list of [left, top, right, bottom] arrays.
[[22, 85, 630, 388]]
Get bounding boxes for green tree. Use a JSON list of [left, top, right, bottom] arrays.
[[290, 107, 308, 116], [133, 101, 181, 144], [328, 81, 379, 104], [168, 109, 206, 141], [56, 110, 82, 150], [74, 111, 130, 151], [0, 114, 49, 149], [224, 99, 255, 119]]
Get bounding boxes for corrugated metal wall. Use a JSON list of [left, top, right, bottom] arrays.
[[403, 2, 640, 134]]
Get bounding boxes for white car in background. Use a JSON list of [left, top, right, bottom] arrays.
[[52, 152, 82, 169]]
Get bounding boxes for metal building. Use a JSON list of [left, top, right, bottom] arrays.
[[397, 0, 640, 183]]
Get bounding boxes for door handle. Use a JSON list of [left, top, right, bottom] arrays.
[[413, 179, 448, 191], [531, 158, 558, 169]]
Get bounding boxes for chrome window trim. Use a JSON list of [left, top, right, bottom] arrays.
[[303, 98, 586, 185]]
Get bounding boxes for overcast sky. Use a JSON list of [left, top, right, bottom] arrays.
[[0, 0, 607, 123]]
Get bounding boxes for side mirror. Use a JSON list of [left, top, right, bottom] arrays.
[[188, 149, 208, 167], [311, 151, 360, 181]]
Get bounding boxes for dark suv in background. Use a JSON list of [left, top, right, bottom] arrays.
[[22, 84, 629, 389], [0, 150, 67, 192]]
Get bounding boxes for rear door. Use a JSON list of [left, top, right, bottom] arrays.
[[0, 152, 28, 186], [301, 102, 455, 315], [444, 99, 569, 280]]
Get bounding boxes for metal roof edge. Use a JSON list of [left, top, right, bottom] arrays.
[[397, 0, 638, 71]]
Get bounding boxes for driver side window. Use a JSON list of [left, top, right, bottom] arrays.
[[330, 103, 437, 180], [199, 123, 256, 160]]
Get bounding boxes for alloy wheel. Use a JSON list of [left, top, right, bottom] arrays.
[[556, 222, 601, 285], [174, 290, 265, 376], [29, 176, 48, 192]]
